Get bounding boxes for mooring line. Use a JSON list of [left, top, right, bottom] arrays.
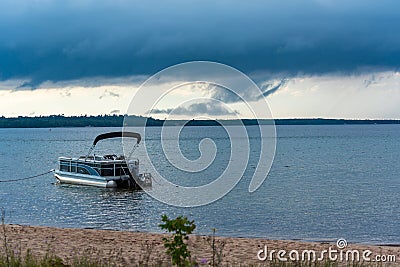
[[0, 169, 54, 183]]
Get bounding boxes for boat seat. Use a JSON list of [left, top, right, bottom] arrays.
[[104, 154, 118, 160]]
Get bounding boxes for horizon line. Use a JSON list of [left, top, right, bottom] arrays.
[[1, 114, 400, 121]]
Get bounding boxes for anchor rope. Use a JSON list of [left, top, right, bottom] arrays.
[[0, 169, 54, 183]]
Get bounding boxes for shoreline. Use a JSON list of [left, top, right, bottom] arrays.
[[1, 224, 398, 266], [6, 223, 400, 248], [1, 115, 400, 129]]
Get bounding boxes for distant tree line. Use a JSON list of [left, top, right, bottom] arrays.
[[0, 115, 122, 128], [0, 115, 399, 128]]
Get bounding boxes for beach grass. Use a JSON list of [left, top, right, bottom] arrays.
[[1, 227, 394, 267], [0, 212, 397, 266]]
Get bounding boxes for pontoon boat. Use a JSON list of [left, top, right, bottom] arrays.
[[54, 132, 152, 189]]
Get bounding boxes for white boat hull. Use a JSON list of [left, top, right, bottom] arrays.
[[54, 171, 124, 188]]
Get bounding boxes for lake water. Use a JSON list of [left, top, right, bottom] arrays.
[[0, 125, 399, 245]]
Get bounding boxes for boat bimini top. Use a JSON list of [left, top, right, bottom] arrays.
[[85, 131, 141, 159], [93, 132, 141, 146]]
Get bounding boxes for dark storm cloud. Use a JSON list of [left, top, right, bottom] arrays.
[[1, 0, 400, 88], [208, 78, 288, 103], [260, 79, 288, 98]]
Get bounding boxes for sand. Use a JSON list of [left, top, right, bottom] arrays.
[[0, 224, 398, 266]]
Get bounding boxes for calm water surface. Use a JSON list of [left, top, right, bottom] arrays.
[[0, 125, 398, 245]]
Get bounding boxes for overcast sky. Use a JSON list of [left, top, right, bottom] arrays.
[[1, 0, 400, 119]]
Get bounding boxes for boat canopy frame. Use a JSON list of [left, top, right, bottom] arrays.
[[93, 132, 141, 146], [85, 131, 141, 160]]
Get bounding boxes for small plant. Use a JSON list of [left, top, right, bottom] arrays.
[[159, 215, 196, 267], [1, 209, 10, 267], [206, 228, 225, 267], [138, 240, 156, 266]]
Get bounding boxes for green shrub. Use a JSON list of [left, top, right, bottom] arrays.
[[159, 215, 196, 267]]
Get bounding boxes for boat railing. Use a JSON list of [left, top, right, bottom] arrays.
[[58, 157, 139, 177]]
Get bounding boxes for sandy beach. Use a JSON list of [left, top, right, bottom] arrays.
[[0, 224, 398, 266]]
